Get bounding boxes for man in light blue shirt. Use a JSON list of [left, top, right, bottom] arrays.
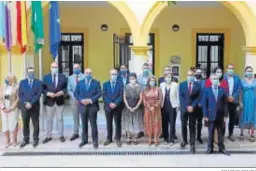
[[67, 64, 85, 141], [137, 63, 152, 90]]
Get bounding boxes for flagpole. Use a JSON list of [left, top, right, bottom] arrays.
[[23, 52, 27, 77], [39, 48, 45, 131], [7, 51, 11, 73]]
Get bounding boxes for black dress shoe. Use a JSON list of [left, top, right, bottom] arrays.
[[43, 137, 52, 144], [219, 149, 230, 156], [159, 134, 164, 138], [228, 135, 235, 142], [70, 134, 79, 141], [33, 141, 38, 148], [60, 136, 65, 143], [197, 138, 204, 144], [20, 141, 29, 148], [79, 141, 88, 148], [206, 148, 213, 154], [174, 135, 178, 140], [117, 140, 122, 147], [180, 141, 188, 148], [190, 145, 196, 154], [137, 132, 144, 138], [93, 144, 99, 149], [104, 139, 112, 146]]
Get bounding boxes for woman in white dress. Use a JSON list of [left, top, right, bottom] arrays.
[[0, 74, 19, 148]]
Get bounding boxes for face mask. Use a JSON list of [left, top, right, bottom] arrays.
[[227, 69, 234, 76], [187, 76, 194, 83], [165, 77, 171, 83], [143, 69, 150, 76], [51, 68, 59, 75], [195, 74, 201, 79], [212, 79, 219, 87], [28, 72, 35, 80], [120, 69, 127, 75], [85, 74, 92, 80], [149, 81, 155, 87], [111, 75, 117, 82], [246, 71, 253, 78], [130, 79, 136, 85], [74, 69, 81, 75], [4, 79, 9, 85], [216, 72, 222, 78]]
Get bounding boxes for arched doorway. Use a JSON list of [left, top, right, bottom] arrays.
[[140, 1, 256, 80]]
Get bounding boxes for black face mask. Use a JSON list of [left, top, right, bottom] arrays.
[[195, 74, 202, 79]]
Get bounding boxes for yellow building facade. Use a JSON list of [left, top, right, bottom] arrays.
[[0, 1, 256, 83]]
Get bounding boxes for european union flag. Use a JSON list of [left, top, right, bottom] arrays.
[[0, 2, 6, 41], [49, 1, 61, 59]]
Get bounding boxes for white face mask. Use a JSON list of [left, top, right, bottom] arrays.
[[130, 79, 136, 85], [51, 68, 59, 75]]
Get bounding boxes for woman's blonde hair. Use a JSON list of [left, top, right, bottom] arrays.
[[7, 73, 18, 86]]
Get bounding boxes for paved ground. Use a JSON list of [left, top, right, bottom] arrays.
[[1, 104, 256, 167]]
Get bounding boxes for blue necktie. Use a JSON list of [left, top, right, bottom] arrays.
[[214, 88, 218, 100], [111, 82, 115, 92], [29, 80, 32, 90], [86, 81, 89, 91]]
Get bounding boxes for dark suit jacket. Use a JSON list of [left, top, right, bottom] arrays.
[[18, 79, 42, 109], [117, 71, 130, 86], [158, 76, 178, 85], [103, 81, 123, 112], [43, 73, 67, 107], [223, 74, 241, 104], [74, 79, 101, 114], [179, 81, 201, 113], [203, 87, 228, 121]]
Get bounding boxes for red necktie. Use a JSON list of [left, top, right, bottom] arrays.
[[188, 83, 192, 95], [76, 76, 79, 84]]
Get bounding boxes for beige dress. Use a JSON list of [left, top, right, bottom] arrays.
[[0, 85, 19, 132]]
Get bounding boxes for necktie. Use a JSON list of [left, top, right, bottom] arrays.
[[53, 74, 56, 88], [75, 76, 79, 84], [29, 80, 32, 90], [188, 83, 192, 95], [214, 88, 218, 100], [86, 81, 89, 90], [111, 82, 115, 92]]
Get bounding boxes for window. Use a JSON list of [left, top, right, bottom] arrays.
[[58, 33, 84, 76]]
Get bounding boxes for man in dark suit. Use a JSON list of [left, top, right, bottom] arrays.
[[194, 68, 205, 144], [223, 64, 241, 141], [158, 66, 178, 85], [118, 65, 129, 86], [19, 66, 42, 148], [74, 68, 101, 149], [103, 69, 123, 147], [42, 62, 67, 144], [203, 74, 229, 155], [179, 69, 201, 154]]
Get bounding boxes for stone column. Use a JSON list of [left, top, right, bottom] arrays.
[[129, 46, 150, 74], [243, 46, 256, 72]]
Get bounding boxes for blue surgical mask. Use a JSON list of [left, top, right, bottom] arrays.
[[187, 76, 194, 83], [143, 69, 150, 76], [85, 74, 92, 80], [51, 68, 59, 75], [227, 69, 234, 76], [165, 77, 171, 83], [120, 69, 127, 75], [246, 71, 253, 78], [74, 69, 81, 75], [4, 79, 9, 85], [149, 81, 156, 87], [111, 75, 117, 82], [28, 72, 35, 80], [212, 79, 219, 87]]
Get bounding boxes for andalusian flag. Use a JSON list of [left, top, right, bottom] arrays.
[[16, 1, 27, 53], [31, 1, 44, 53]]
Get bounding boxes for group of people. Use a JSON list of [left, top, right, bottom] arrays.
[[1, 61, 256, 155]]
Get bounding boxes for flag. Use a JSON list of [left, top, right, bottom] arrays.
[[0, 2, 6, 42], [31, 1, 44, 53], [4, 2, 12, 52], [17, 1, 28, 53], [49, 1, 61, 59], [10, 2, 17, 46]]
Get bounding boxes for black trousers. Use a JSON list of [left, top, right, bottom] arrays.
[[80, 104, 98, 145], [105, 107, 122, 141], [228, 102, 238, 136], [162, 107, 177, 142], [181, 111, 196, 145], [21, 106, 40, 142], [195, 106, 203, 139], [208, 120, 225, 150]]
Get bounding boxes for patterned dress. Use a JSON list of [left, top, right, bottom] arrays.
[[122, 84, 144, 136], [143, 88, 163, 137], [241, 79, 256, 127]]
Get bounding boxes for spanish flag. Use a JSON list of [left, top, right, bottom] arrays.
[[16, 1, 27, 53]]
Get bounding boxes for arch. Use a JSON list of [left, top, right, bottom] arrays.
[[140, 1, 256, 46], [27, 1, 141, 45]]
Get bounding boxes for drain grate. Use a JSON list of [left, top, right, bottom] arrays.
[[2, 150, 256, 156]]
